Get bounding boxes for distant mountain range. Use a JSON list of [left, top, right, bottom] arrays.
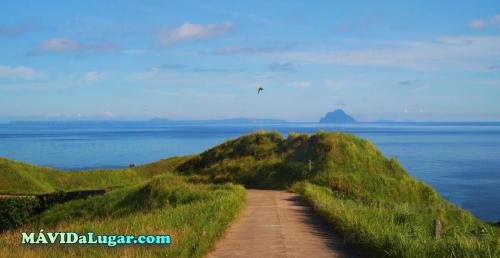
[[319, 109, 356, 124], [7, 118, 287, 125], [7, 110, 497, 125]]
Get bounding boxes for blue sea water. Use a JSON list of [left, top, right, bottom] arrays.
[[0, 122, 498, 221]]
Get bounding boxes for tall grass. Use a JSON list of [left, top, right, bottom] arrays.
[[0, 156, 189, 194], [0, 174, 245, 258], [298, 183, 497, 257], [178, 131, 499, 257], [1, 131, 498, 257]]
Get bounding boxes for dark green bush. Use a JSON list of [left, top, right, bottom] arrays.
[[0, 197, 40, 232], [0, 190, 106, 231]]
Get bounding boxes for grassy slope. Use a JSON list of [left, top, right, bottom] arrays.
[[1, 176, 245, 257], [178, 131, 499, 257], [0, 158, 245, 258], [0, 131, 498, 257], [0, 156, 190, 194]]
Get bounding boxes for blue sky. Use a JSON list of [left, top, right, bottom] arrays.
[[0, 0, 499, 122]]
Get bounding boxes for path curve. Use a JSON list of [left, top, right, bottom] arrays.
[[206, 190, 360, 258]]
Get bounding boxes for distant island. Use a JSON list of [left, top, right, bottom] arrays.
[[319, 109, 356, 123], [7, 115, 499, 126]]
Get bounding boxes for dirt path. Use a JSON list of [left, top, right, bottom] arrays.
[[206, 190, 360, 258]]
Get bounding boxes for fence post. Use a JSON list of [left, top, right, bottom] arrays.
[[434, 219, 442, 239]]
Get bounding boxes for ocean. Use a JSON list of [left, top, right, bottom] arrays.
[[0, 122, 498, 221]]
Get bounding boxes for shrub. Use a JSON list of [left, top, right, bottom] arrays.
[[0, 197, 39, 232]]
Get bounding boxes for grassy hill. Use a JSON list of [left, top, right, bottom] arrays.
[[178, 131, 498, 257], [0, 158, 244, 257], [0, 131, 498, 257], [0, 156, 189, 194]]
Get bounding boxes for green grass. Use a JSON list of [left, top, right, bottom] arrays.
[[178, 131, 499, 257], [0, 156, 190, 194], [1, 130, 498, 257], [0, 173, 245, 258], [297, 182, 497, 258]]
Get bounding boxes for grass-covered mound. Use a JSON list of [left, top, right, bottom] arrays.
[[0, 131, 498, 257], [0, 156, 189, 194], [0, 172, 245, 257], [178, 131, 499, 257], [178, 131, 415, 190], [178, 131, 308, 187]]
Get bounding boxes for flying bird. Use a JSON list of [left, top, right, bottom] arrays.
[[257, 87, 264, 94]]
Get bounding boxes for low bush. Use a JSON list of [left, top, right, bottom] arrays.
[[0, 197, 39, 232]]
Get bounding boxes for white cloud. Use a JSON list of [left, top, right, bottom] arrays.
[[126, 67, 177, 82], [468, 14, 500, 29], [33, 38, 116, 55], [491, 14, 500, 27], [212, 43, 295, 55], [268, 62, 295, 72], [84, 71, 105, 83], [126, 67, 273, 91], [39, 38, 81, 52], [157, 22, 234, 46], [0, 65, 35, 79], [468, 19, 486, 29], [104, 111, 115, 117], [290, 81, 311, 89], [273, 36, 500, 71]]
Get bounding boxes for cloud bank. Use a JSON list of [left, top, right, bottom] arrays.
[[157, 22, 234, 46], [273, 36, 500, 71], [0, 65, 35, 79], [468, 14, 500, 29], [32, 38, 116, 55]]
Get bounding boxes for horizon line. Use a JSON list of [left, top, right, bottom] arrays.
[[3, 118, 500, 124]]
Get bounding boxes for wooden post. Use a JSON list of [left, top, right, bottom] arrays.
[[434, 219, 442, 239]]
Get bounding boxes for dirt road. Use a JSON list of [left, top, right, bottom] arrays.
[[206, 189, 360, 258]]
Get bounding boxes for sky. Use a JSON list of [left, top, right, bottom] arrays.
[[0, 0, 499, 122]]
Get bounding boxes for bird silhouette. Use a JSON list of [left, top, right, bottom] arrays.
[[258, 87, 264, 94]]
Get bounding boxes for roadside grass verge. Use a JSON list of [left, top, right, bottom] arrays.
[[0, 174, 245, 258], [297, 182, 498, 258]]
